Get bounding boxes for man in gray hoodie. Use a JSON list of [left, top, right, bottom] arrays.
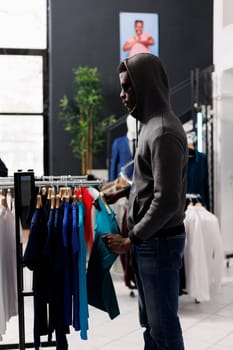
[[104, 53, 187, 349]]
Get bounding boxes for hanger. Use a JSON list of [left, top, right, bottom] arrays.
[[194, 194, 202, 207], [55, 194, 61, 209], [47, 187, 55, 200], [50, 194, 55, 209], [1, 196, 8, 209], [99, 191, 111, 214], [72, 194, 78, 205], [120, 159, 134, 185], [186, 193, 202, 207], [60, 187, 71, 200], [36, 194, 42, 209], [41, 186, 47, 196], [6, 188, 12, 210]]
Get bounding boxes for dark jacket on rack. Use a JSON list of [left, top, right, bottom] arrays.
[[23, 205, 69, 350], [187, 149, 209, 209], [23, 207, 51, 347], [46, 206, 69, 349]]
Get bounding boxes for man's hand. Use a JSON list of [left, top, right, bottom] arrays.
[[104, 185, 130, 204], [102, 234, 133, 254], [103, 192, 120, 205]]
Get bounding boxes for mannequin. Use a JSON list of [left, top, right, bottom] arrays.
[[126, 114, 137, 157], [109, 114, 137, 181]]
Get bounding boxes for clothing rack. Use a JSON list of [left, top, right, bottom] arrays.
[[0, 171, 103, 350], [186, 193, 201, 200]]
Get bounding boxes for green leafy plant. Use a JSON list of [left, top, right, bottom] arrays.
[[59, 66, 115, 175]]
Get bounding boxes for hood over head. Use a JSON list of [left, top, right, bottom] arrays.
[[123, 53, 170, 122]]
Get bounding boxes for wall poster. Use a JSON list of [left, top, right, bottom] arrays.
[[119, 12, 159, 62]]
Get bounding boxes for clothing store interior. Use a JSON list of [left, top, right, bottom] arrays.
[[1, 1, 233, 349]]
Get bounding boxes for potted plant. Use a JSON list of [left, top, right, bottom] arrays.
[[59, 66, 115, 175]]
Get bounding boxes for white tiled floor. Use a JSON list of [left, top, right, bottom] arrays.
[[2, 260, 233, 349]]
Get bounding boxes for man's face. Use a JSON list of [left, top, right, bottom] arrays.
[[119, 71, 136, 113], [135, 21, 143, 35]]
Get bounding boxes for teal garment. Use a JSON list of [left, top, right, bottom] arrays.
[[86, 197, 120, 319], [77, 201, 89, 340], [95, 196, 119, 269]]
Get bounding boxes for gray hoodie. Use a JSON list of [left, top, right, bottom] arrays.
[[123, 53, 188, 242]]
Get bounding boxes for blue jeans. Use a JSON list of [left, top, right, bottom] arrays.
[[132, 233, 185, 350]]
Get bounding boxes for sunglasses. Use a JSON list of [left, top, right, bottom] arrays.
[[121, 82, 132, 92]]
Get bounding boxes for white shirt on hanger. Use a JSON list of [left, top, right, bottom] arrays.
[[184, 205, 224, 302], [184, 205, 210, 301], [0, 205, 18, 339]]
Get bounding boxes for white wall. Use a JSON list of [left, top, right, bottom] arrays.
[[213, 0, 233, 252]]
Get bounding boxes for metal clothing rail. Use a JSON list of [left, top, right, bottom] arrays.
[[0, 177, 15, 188], [0, 175, 103, 195], [186, 193, 201, 199], [35, 179, 103, 189], [0, 171, 103, 350], [0, 174, 99, 185]]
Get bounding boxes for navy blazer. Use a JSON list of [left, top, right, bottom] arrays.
[[109, 136, 133, 181]]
